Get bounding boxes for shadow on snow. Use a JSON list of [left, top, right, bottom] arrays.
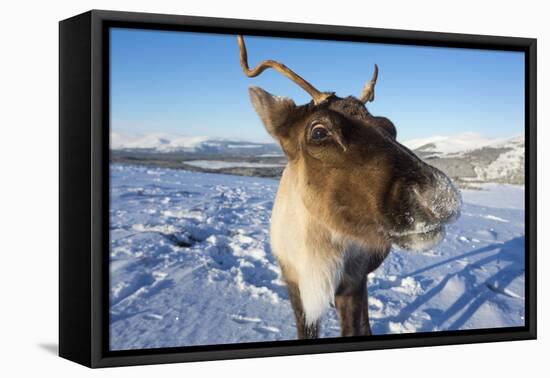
[[372, 236, 525, 333]]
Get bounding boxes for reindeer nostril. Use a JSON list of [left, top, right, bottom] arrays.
[[412, 172, 462, 224]]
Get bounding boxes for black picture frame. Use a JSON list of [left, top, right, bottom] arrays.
[[59, 9, 537, 368]]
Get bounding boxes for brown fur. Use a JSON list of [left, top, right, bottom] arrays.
[[248, 87, 460, 339]]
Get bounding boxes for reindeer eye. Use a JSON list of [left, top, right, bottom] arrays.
[[311, 124, 329, 141]]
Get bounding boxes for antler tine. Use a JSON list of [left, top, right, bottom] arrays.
[[359, 64, 379, 103], [237, 35, 331, 105]]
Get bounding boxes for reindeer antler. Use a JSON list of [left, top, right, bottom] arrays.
[[359, 64, 379, 103], [237, 35, 332, 105]]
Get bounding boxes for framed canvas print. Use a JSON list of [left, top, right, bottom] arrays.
[[59, 10, 536, 368]]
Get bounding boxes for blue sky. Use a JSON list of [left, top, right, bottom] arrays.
[[110, 28, 525, 143]]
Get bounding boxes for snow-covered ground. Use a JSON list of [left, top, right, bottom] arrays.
[[183, 160, 285, 169], [109, 164, 525, 351]]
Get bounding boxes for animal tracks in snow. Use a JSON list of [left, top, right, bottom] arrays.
[[253, 325, 281, 334], [372, 275, 424, 296], [109, 165, 525, 349], [230, 314, 281, 335], [230, 314, 262, 324]]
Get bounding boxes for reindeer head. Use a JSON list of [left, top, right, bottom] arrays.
[[238, 36, 461, 252]]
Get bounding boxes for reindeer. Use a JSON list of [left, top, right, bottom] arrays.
[[237, 36, 461, 339]]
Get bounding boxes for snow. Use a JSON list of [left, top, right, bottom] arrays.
[[461, 183, 524, 210], [110, 132, 278, 154], [110, 164, 525, 351], [403, 132, 493, 154], [183, 160, 285, 169], [403, 132, 524, 156], [259, 153, 285, 157], [475, 142, 524, 181], [227, 144, 264, 149], [111, 132, 211, 152]]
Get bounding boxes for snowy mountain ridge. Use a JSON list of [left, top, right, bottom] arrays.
[[402, 132, 524, 157], [403, 133, 525, 186], [111, 132, 524, 185], [112, 132, 522, 156], [111, 132, 281, 155]]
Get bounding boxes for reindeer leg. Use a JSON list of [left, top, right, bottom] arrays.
[[286, 280, 320, 339], [335, 277, 367, 337], [361, 280, 372, 336]]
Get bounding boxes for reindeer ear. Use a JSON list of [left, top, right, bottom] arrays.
[[248, 86, 296, 141]]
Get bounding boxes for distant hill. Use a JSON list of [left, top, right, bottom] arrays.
[[402, 133, 524, 186], [110, 132, 524, 186], [111, 132, 283, 156]]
